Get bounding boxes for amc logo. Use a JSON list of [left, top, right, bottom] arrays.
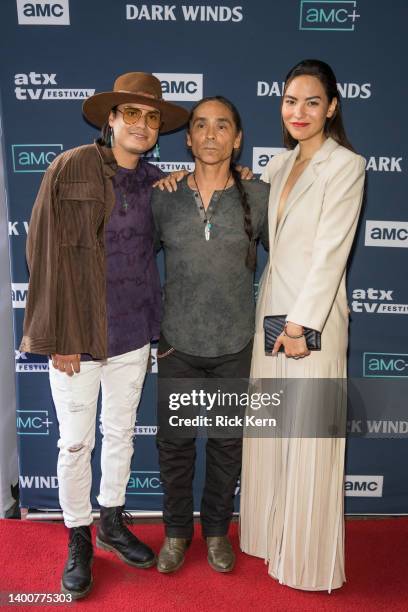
[[252, 147, 285, 174], [345, 475, 383, 497], [153, 73, 203, 101], [12, 144, 63, 173], [11, 283, 28, 308], [363, 353, 408, 378], [299, 0, 360, 31], [16, 0, 70, 25], [126, 471, 163, 495], [365, 220, 408, 248], [17, 410, 53, 435]]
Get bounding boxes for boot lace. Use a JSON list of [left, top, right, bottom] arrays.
[[113, 508, 137, 541], [69, 529, 91, 564], [114, 508, 133, 526]]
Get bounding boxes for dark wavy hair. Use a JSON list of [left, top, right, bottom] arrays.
[[282, 59, 354, 151], [188, 96, 256, 271]]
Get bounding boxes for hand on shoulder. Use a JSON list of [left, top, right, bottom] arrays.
[[260, 149, 291, 184]]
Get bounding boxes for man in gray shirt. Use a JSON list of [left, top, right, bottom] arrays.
[[152, 96, 269, 574]]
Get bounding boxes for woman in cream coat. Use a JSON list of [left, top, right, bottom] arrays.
[[240, 60, 366, 592]]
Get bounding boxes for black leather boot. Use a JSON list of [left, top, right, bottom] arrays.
[[96, 506, 156, 568], [61, 526, 93, 599]]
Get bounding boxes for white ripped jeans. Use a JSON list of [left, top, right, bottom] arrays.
[[49, 345, 150, 528]]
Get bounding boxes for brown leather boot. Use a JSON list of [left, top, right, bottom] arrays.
[[157, 537, 190, 573], [206, 536, 235, 572]]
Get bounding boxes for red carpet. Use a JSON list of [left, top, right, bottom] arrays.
[[1, 518, 407, 611]]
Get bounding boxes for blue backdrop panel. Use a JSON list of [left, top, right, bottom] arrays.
[[1, 0, 407, 514]]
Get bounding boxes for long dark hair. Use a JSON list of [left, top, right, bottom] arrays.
[[188, 96, 256, 271], [97, 120, 112, 147], [282, 59, 354, 151], [97, 108, 117, 147]]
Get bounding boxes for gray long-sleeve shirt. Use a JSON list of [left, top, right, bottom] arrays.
[[152, 177, 270, 357]]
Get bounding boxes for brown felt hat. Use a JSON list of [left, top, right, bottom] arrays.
[[82, 72, 189, 133]]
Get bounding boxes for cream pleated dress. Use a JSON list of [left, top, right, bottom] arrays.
[[239, 138, 366, 591]]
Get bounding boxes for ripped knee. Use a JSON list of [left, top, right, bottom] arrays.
[[58, 439, 93, 453], [67, 442, 86, 453]]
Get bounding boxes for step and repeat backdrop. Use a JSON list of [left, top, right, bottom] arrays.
[[0, 0, 407, 514]]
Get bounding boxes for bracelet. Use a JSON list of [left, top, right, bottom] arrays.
[[283, 323, 304, 340]]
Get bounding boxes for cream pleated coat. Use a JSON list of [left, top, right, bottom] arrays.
[[240, 137, 366, 591]]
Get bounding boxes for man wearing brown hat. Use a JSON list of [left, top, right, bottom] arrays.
[[20, 72, 189, 599]]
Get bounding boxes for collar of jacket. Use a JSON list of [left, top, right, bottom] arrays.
[[94, 141, 118, 178], [292, 136, 339, 167]]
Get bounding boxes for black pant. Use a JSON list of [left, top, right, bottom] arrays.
[[156, 336, 253, 538]]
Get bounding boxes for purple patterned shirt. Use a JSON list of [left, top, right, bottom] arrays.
[[105, 160, 164, 357]]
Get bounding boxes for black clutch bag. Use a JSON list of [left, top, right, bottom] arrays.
[[263, 315, 321, 354]]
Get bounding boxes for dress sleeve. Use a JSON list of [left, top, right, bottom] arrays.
[[286, 154, 366, 332]]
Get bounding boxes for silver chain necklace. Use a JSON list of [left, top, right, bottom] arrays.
[[192, 172, 231, 241]]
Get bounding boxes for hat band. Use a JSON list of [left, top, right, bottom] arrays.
[[116, 89, 162, 100]]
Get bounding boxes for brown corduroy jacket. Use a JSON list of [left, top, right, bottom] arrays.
[[20, 143, 119, 358]]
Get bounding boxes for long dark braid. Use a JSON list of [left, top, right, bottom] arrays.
[[230, 162, 256, 271], [188, 96, 256, 271]]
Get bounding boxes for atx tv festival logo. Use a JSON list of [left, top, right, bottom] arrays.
[[152, 161, 195, 173], [365, 221, 408, 248], [153, 73, 202, 101], [15, 350, 49, 373], [14, 72, 94, 100], [12, 144, 63, 173], [299, 0, 360, 31], [252, 147, 285, 174], [363, 353, 408, 378], [126, 471, 163, 495], [126, 4, 243, 22], [17, 409, 53, 435], [344, 475, 383, 497], [134, 425, 157, 435], [16, 0, 70, 25], [149, 347, 158, 374], [350, 288, 408, 314]]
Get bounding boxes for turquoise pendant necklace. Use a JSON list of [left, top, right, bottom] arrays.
[[192, 172, 231, 241]]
